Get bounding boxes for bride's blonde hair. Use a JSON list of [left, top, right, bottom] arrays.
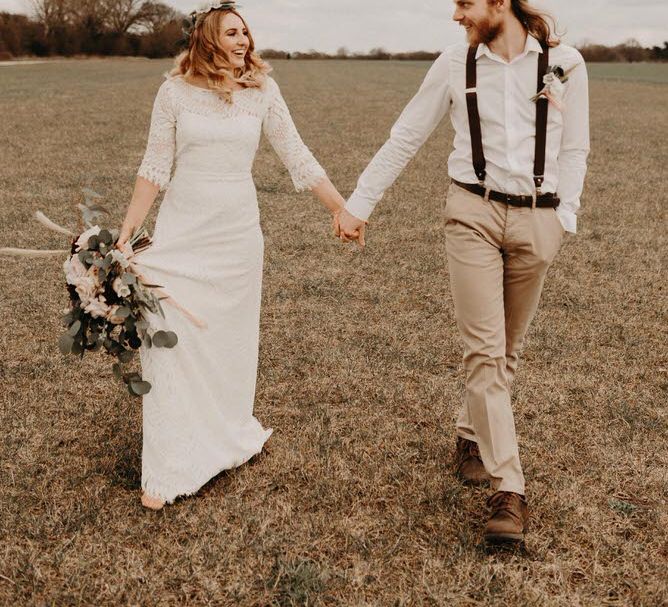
[[170, 8, 271, 103]]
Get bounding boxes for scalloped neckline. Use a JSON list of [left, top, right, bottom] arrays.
[[177, 78, 253, 96]]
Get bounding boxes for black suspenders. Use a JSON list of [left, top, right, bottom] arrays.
[[465, 42, 550, 194]]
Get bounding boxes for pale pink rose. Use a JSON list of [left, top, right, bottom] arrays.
[[63, 255, 88, 286], [75, 226, 101, 252], [112, 276, 131, 298], [75, 276, 98, 305], [84, 295, 110, 319]]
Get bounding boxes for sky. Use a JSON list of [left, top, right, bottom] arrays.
[[2, 0, 667, 53]]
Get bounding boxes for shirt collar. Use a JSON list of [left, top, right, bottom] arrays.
[[476, 34, 543, 62]]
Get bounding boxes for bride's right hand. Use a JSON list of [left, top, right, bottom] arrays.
[[115, 227, 132, 254]]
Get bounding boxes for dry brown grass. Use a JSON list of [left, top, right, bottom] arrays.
[[0, 58, 667, 606]]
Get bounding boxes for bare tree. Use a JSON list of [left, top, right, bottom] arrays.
[[103, 0, 147, 34], [136, 1, 180, 34], [31, 0, 71, 33], [68, 0, 108, 34]]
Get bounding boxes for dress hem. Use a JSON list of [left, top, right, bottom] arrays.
[[141, 428, 273, 504]]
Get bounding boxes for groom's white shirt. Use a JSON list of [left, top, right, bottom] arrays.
[[345, 35, 590, 233]]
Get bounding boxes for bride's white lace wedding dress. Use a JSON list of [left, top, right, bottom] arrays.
[[132, 75, 326, 503]]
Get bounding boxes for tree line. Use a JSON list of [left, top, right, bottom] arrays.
[[0, 0, 183, 58], [1, 4, 667, 62]]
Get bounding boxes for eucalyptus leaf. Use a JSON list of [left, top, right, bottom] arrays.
[[58, 333, 74, 355], [121, 273, 136, 286], [119, 350, 134, 363], [88, 235, 100, 249], [116, 307, 131, 319], [67, 320, 82, 336], [163, 331, 178, 348], [98, 229, 113, 245], [129, 380, 152, 396], [71, 340, 84, 356], [112, 363, 123, 380], [152, 331, 168, 348]]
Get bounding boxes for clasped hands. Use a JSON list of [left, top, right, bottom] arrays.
[[332, 208, 367, 249]]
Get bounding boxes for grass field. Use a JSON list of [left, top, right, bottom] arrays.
[[0, 59, 667, 606]]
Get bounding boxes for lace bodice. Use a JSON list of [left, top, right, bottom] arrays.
[[137, 75, 326, 192]]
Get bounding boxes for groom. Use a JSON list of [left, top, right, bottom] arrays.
[[336, 0, 589, 544]]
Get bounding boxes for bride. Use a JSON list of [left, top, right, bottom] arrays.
[[117, 0, 356, 510]]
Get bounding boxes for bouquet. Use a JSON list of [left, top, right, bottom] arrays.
[[0, 189, 203, 397]]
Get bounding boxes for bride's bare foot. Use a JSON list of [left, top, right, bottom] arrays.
[[141, 492, 165, 511]]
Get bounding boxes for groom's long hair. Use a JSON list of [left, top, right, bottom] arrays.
[[508, 0, 561, 48]]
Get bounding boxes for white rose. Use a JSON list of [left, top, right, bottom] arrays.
[[542, 73, 565, 102], [112, 276, 131, 298], [75, 226, 101, 252]]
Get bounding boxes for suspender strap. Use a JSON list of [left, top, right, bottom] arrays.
[[533, 42, 550, 193], [465, 45, 486, 184], [465, 41, 551, 195]]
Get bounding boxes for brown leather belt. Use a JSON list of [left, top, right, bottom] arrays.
[[452, 180, 560, 209]]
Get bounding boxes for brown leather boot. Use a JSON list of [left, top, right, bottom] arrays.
[[484, 491, 529, 544], [454, 436, 491, 485]]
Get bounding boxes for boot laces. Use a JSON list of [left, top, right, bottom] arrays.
[[487, 492, 523, 521]]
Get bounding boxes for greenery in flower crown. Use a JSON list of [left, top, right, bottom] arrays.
[[182, 1, 242, 44]]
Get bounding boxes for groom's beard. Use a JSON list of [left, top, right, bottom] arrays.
[[464, 16, 504, 46]]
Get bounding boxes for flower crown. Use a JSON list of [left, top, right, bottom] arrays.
[[191, 1, 240, 22], [182, 1, 241, 43]]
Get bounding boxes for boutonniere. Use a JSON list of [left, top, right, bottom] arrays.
[[531, 64, 577, 111]]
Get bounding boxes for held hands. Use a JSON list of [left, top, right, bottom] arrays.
[[333, 208, 367, 249]]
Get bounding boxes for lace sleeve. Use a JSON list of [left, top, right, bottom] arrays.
[[137, 80, 176, 191], [262, 78, 327, 192]]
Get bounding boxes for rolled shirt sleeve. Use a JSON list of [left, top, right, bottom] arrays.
[[345, 53, 453, 221]]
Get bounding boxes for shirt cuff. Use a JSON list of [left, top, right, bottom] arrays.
[[345, 194, 375, 222], [556, 207, 578, 234]]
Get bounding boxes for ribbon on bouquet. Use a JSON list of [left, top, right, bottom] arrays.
[[0, 210, 207, 330], [126, 255, 208, 330]]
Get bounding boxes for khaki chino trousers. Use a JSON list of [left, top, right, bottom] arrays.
[[444, 182, 565, 495]]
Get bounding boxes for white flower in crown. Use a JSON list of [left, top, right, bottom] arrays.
[[191, 0, 240, 18]]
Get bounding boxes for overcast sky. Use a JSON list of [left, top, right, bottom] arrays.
[[2, 0, 666, 52]]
